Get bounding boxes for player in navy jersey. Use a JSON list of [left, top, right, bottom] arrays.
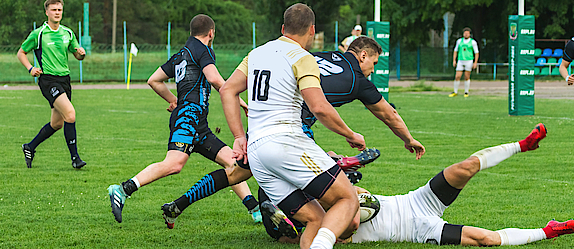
[[159, 36, 425, 231], [559, 38, 574, 85], [107, 14, 261, 224]]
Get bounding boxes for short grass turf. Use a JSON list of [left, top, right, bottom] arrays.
[[1, 87, 574, 248]]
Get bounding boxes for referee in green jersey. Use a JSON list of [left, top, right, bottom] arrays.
[[17, 0, 86, 169]]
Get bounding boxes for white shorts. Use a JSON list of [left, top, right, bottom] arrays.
[[456, 60, 473, 71], [408, 183, 449, 244], [247, 132, 336, 205], [352, 181, 449, 244]]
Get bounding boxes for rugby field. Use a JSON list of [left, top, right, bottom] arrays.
[[1, 86, 573, 248]]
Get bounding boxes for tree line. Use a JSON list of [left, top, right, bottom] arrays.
[[1, 0, 573, 50]]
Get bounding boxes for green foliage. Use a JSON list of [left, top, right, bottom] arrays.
[[1, 88, 574, 248]]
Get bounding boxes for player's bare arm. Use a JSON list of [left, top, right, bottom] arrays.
[[301, 86, 365, 150], [147, 67, 177, 112], [365, 99, 425, 159], [17, 48, 43, 77], [473, 52, 479, 69], [559, 59, 574, 85], [453, 51, 458, 67], [73, 47, 86, 60], [220, 69, 249, 162]]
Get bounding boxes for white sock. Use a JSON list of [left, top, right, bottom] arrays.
[[496, 228, 546, 245], [309, 228, 336, 249], [471, 142, 521, 170], [464, 80, 470, 93], [453, 80, 460, 93], [132, 177, 141, 188]]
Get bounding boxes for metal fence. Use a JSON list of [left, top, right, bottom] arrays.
[[2, 43, 564, 84]]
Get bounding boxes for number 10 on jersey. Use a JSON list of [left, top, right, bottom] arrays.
[[252, 70, 270, 101]]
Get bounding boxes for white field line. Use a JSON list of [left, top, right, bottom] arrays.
[[381, 161, 574, 185], [107, 109, 149, 114], [406, 109, 574, 121], [409, 130, 500, 140], [88, 136, 164, 144]]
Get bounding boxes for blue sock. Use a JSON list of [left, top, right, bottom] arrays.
[[174, 169, 228, 211], [28, 123, 56, 150], [64, 122, 79, 160]]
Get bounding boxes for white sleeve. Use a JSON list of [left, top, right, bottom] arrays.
[[472, 39, 479, 53], [454, 39, 461, 52]]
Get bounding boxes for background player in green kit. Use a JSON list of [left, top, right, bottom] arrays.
[[449, 27, 479, 98], [17, 0, 86, 169]]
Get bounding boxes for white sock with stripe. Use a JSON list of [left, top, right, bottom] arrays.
[[496, 228, 546, 245], [464, 79, 470, 93], [471, 142, 521, 171], [132, 177, 141, 188], [309, 227, 336, 249]]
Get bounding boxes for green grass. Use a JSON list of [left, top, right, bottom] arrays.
[[1, 87, 574, 248]]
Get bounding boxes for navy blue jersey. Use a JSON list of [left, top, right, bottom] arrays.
[[301, 51, 382, 135], [161, 36, 215, 111], [563, 38, 574, 63]]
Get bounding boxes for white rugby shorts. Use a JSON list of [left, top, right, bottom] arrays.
[[408, 182, 449, 244], [247, 132, 335, 205], [456, 60, 474, 71]]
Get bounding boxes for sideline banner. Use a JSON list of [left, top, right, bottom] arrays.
[[508, 15, 535, 115], [367, 21, 390, 101]]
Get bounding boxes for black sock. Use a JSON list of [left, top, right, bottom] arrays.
[[242, 195, 259, 212], [29, 123, 56, 150], [121, 179, 138, 196], [174, 169, 229, 212], [64, 122, 79, 160]]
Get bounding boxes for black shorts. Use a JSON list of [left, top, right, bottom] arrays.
[[38, 74, 71, 108], [167, 102, 226, 161]]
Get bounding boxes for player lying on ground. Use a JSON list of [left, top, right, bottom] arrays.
[[263, 123, 574, 246], [107, 14, 261, 224], [160, 36, 425, 229]]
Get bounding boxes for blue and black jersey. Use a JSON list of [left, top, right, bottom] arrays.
[[563, 38, 574, 63], [301, 51, 383, 138], [161, 36, 215, 111]]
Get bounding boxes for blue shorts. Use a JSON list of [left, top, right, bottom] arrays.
[[168, 102, 225, 161]]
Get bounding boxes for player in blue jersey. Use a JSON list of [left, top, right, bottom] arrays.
[[559, 38, 574, 85], [107, 14, 260, 224], [160, 36, 425, 231]]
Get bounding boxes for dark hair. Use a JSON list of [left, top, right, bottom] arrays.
[[190, 14, 215, 37], [348, 36, 382, 56], [283, 3, 315, 36], [44, 0, 63, 10], [462, 27, 472, 33]]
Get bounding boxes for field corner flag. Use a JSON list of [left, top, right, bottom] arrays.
[[127, 43, 138, 89]]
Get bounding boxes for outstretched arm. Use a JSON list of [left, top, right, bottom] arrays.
[[147, 67, 177, 112], [365, 98, 425, 159], [302, 86, 365, 151], [220, 70, 249, 162]]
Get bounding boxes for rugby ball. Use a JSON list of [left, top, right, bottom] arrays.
[[358, 193, 380, 223]]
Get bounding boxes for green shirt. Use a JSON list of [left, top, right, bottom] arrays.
[[21, 22, 80, 76], [455, 38, 478, 61]]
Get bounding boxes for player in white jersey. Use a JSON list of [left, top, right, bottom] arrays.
[[268, 123, 574, 246], [220, 3, 365, 249]]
